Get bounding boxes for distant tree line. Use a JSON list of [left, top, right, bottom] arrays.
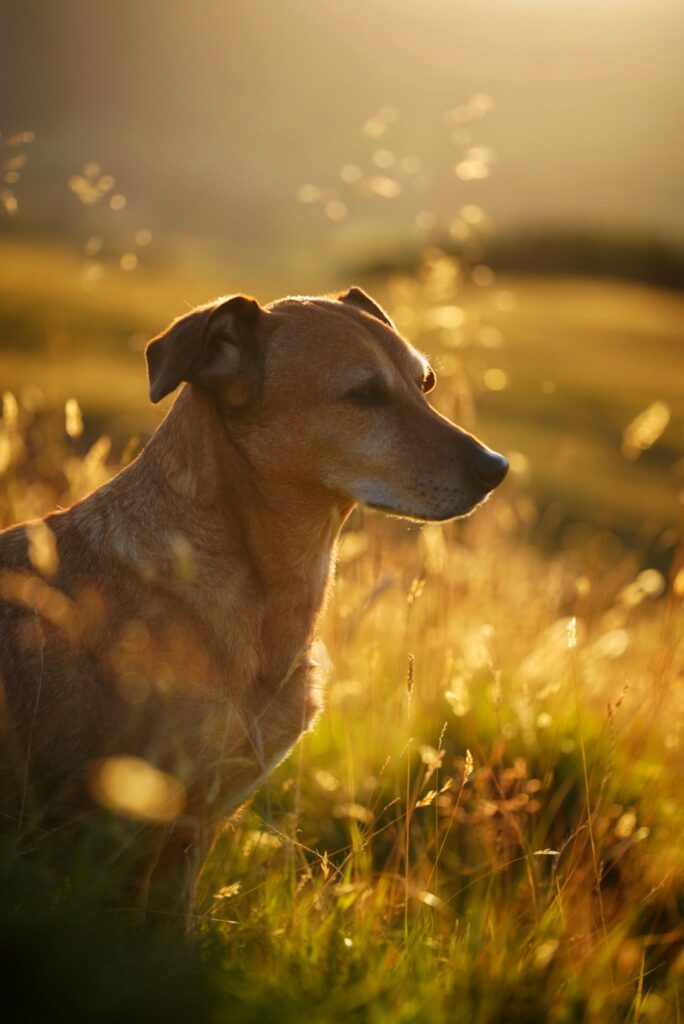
[[351, 228, 684, 291]]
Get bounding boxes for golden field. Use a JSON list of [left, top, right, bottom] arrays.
[[1, 239, 682, 1022]]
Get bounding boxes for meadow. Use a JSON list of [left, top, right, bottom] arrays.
[[1, 240, 683, 1023]]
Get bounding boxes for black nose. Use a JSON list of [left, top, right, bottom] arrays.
[[472, 446, 509, 489]]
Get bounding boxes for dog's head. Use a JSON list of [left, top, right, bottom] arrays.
[[145, 287, 508, 521]]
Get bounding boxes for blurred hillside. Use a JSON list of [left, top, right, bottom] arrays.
[[2, 0, 684, 282], [0, 238, 681, 571]]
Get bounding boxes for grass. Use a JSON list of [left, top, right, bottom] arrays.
[[1, 242, 683, 1022]]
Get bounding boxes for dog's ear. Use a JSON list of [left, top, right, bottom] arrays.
[[146, 295, 263, 405], [338, 286, 395, 328]]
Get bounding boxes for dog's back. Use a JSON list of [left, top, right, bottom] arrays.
[[0, 513, 140, 818]]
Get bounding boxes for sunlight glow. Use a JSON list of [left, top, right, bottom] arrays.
[[90, 755, 186, 823]]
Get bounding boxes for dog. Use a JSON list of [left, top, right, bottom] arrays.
[[0, 286, 507, 905]]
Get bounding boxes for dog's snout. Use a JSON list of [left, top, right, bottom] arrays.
[[471, 446, 509, 489]]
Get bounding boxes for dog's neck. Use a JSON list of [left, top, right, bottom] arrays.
[[79, 386, 351, 686], [150, 385, 351, 581]]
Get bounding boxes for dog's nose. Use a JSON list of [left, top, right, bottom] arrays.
[[472, 447, 509, 489]]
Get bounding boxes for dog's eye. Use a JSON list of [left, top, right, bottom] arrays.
[[420, 368, 436, 394], [345, 382, 389, 406]]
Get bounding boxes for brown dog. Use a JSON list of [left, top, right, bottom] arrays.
[[0, 287, 507, 902]]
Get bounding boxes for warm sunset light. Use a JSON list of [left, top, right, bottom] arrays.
[[1, 1, 682, 1021]]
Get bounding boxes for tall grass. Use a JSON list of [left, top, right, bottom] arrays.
[[1, 386, 682, 1024]]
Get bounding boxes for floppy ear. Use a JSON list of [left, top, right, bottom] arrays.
[[338, 286, 395, 328], [145, 295, 263, 405]]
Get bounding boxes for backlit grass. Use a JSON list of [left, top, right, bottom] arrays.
[[1, 350, 682, 1022]]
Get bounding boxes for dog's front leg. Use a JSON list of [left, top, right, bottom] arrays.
[[138, 819, 215, 928]]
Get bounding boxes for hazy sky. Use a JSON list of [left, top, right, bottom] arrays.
[[2, 0, 683, 274]]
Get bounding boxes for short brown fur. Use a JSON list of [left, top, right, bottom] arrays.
[[0, 288, 507, 907]]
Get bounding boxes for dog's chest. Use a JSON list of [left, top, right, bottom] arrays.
[[196, 653, 325, 817]]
